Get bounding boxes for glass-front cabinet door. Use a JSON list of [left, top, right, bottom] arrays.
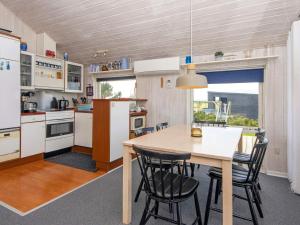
[[21, 51, 35, 90], [64, 61, 84, 93]]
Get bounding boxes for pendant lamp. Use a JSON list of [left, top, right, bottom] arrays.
[[176, 0, 208, 89]]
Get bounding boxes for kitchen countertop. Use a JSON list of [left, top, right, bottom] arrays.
[[75, 110, 93, 113], [21, 112, 46, 116], [130, 111, 147, 116]]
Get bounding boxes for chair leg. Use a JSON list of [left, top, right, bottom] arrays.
[[169, 203, 173, 213], [184, 164, 189, 176], [214, 180, 221, 204], [177, 164, 181, 174], [251, 186, 264, 218], [176, 203, 182, 225], [134, 178, 144, 202], [254, 184, 262, 204], [154, 201, 159, 219], [194, 192, 203, 225], [257, 181, 262, 191], [191, 163, 195, 177], [204, 178, 214, 225], [245, 186, 259, 225], [139, 197, 151, 225]]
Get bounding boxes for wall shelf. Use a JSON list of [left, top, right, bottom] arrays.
[[89, 69, 133, 75], [181, 55, 279, 67]]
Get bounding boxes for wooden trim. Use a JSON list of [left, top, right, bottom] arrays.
[[0, 154, 44, 171], [95, 157, 123, 172], [74, 110, 93, 113], [129, 111, 147, 117], [0, 31, 21, 40], [92, 100, 110, 163], [93, 98, 147, 102], [21, 112, 46, 116], [72, 145, 92, 155]]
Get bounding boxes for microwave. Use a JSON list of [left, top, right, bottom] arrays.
[[130, 116, 146, 131]]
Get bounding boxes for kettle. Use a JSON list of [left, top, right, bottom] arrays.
[[58, 98, 69, 110]]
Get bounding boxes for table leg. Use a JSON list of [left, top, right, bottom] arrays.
[[123, 146, 133, 224], [222, 160, 233, 225]]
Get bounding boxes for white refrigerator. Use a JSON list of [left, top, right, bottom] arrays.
[[0, 34, 21, 161]]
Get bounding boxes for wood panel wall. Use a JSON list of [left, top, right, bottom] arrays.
[[136, 74, 187, 127], [135, 46, 288, 176], [0, 2, 37, 53]]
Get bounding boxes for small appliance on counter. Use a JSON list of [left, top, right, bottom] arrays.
[[50, 97, 58, 109], [21, 91, 36, 113], [58, 98, 69, 110], [23, 102, 38, 113]]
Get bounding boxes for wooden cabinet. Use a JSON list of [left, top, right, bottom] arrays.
[[21, 115, 46, 158], [92, 100, 130, 171], [64, 61, 84, 93], [75, 112, 93, 148]]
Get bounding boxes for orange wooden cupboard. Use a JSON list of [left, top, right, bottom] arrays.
[[92, 99, 130, 171]]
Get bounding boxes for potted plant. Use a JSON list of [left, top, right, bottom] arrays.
[[215, 51, 224, 60]]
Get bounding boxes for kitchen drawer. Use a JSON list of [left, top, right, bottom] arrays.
[[21, 115, 46, 123]]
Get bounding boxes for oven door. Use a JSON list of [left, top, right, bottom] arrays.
[[46, 119, 74, 138]]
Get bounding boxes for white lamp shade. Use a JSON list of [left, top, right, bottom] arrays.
[[176, 64, 208, 89]]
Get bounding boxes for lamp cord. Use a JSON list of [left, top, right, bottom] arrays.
[[190, 0, 193, 60]]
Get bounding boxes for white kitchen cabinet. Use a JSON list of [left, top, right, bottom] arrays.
[[21, 51, 35, 90], [65, 61, 84, 93], [21, 115, 46, 158], [75, 112, 93, 148]]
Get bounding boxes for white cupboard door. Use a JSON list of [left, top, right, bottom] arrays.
[[0, 35, 20, 61], [110, 101, 129, 162], [75, 113, 93, 148], [21, 122, 45, 158]]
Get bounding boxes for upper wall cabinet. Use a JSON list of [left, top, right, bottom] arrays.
[[64, 61, 84, 93], [21, 51, 35, 90]]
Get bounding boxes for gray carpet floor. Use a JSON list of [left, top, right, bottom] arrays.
[[1, 162, 300, 225], [46, 152, 97, 172]]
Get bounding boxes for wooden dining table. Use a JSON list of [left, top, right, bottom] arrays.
[[122, 124, 243, 225]]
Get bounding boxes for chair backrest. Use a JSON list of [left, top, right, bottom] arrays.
[[134, 129, 144, 137], [142, 127, 155, 134], [254, 128, 266, 144], [135, 127, 155, 137], [196, 121, 226, 127], [246, 137, 268, 183], [156, 122, 169, 131], [133, 145, 191, 200]]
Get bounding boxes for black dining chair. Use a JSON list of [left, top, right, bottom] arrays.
[[134, 145, 202, 225], [135, 127, 155, 137], [233, 128, 266, 165], [195, 121, 227, 127], [156, 122, 169, 131], [204, 138, 268, 225]]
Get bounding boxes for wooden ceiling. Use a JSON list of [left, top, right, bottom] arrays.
[[2, 0, 299, 64]]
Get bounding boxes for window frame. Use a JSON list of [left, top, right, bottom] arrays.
[[96, 76, 136, 99]]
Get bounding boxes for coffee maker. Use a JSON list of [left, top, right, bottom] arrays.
[[21, 92, 38, 113]]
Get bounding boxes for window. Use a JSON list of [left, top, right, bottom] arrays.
[[97, 76, 136, 99], [193, 82, 260, 127]]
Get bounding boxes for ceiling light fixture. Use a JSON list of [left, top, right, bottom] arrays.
[[176, 0, 208, 89]]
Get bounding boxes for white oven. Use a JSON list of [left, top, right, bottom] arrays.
[[45, 111, 74, 153], [130, 115, 146, 131]]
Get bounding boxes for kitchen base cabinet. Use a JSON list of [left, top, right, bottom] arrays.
[[21, 115, 46, 158], [74, 112, 93, 148]]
